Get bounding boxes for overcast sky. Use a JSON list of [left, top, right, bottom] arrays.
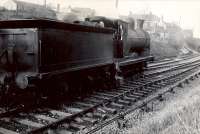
[[1, 0, 200, 37]]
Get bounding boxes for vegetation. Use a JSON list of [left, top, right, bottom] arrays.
[[128, 80, 200, 134]]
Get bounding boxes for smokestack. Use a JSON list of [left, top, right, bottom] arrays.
[[136, 19, 144, 29]]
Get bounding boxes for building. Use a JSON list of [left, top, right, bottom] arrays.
[[0, 0, 57, 19], [59, 6, 96, 22], [183, 29, 193, 39]]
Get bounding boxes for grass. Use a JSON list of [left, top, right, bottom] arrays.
[[128, 80, 200, 134]]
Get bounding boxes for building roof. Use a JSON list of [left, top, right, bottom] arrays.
[[13, 0, 54, 12], [130, 13, 160, 21]]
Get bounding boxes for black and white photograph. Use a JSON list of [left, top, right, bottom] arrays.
[[0, 0, 200, 133]]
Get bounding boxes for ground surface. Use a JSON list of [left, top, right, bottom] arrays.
[[127, 74, 200, 134]]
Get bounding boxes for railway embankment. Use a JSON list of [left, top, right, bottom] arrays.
[[150, 36, 200, 60], [127, 72, 200, 134]]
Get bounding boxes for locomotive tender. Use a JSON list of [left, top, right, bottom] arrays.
[[0, 18, 153, 96]]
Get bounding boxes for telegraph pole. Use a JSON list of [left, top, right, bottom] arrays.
[[116, 0, 119, 9], [44, 0, 47, 8]]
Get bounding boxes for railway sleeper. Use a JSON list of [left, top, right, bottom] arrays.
[[69, 122, 86, 131], [121, 83, 138, 88], [126, 81, 142, 86], [23, 115, 48, 125], [93, 112, 108, 120], [50, 129, 74, 134], [0, 119, 28, 133], [123, 96, 137, 102], [90, 95, 111, 100], [144, 86, 157, 91], [14, 118, 44, 128], [33, 114, 57, 123], [0, 127, 19, 134], [117, 99, 131, 105], [65, 107, 83, 114], [131, 92, 145, 97], [95, 92, 117, 98], [74, 102, 94, 108], [72, 103, 89, 109], [98, 106, 117, 114], [108, 90, 125, 95], [139, 87, 153, 92], [85, 97, 102, 104], [126, 94, 141, 99], [81, 117, 98, 125], [136, 90, 149, 95], [119, 87, 132, 91], [120, 85, 136, 90], [49, 110, 72, 118], [109, 102, 124, 109], [149, 84, 161, 89]]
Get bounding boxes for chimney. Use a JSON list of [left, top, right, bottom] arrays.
[[129, 18, 135, 30], [57, 4, 60, 12], [136, 19, 144, 29]]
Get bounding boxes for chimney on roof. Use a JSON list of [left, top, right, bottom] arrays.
[[136, 19, 144, 29], [128, 18, 135, 30], [44, 0, 46, 8], [57, 4, 60, 12]]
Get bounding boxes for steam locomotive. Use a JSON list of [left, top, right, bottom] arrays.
[[0, 17, 153, 98]]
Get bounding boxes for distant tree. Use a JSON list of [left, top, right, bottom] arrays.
[[63, 13, 80, 23]]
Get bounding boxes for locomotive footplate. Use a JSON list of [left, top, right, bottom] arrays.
[[116, 56, 154, 67]]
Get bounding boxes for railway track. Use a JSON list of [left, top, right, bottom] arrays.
[[148, 53, 200, 68], [0, 55, 200, 134]]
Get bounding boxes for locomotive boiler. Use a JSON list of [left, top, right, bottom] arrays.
[[88, 16, 153, 75]]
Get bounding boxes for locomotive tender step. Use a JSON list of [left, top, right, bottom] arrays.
[[0, 127, 19, 134]]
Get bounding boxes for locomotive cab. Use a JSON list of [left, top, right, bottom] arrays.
[[104, 18, 153, 75]]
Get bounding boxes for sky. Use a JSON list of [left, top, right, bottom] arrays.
[[1, 0, 200, 37]]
